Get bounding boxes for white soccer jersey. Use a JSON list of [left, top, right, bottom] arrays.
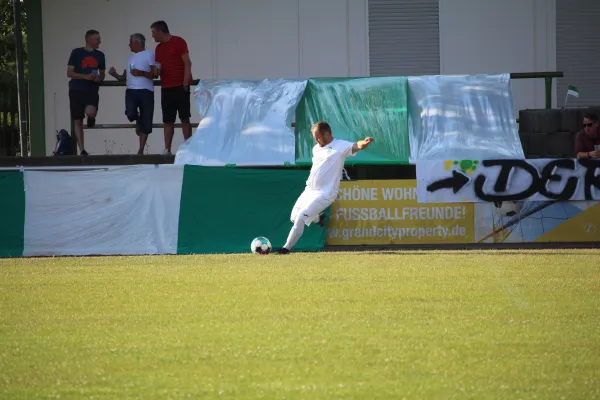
[[126, 50, 155, 91], [305, 138, 355, 202]]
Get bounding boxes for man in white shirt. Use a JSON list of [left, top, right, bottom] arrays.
[[108, 33, 156, 154], [275, 121, 373, 254]]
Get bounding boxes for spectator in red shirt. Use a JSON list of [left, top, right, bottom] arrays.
[[575, 113, 600, 159], [150, 21, 193, 155]]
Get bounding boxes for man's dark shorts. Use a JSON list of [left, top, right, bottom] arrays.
[[125, 89, 155, 135], [161, 85, 191, 124], [69, 89, 99, 121]]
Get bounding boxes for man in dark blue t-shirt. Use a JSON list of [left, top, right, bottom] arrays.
[[67, 29, 106, 156]]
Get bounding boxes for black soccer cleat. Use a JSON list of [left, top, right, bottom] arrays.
[[317, 213, 326, 228], [274, 247, 290, 255]]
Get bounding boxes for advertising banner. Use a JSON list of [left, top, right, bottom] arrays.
[[474, 199, 600, 243], [416, 158, 600, 204], [326, 180, 474, 245], [326, 179, 600, 246]]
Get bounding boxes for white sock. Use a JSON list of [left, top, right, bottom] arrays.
[[283, 218, 305, 250]]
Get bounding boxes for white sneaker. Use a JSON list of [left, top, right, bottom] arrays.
[[161, 149, 172, 155]]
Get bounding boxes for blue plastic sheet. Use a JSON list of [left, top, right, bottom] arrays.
[[408, 73, 525, 162], [175, 79, 307, 166]]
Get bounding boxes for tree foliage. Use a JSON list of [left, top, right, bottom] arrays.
[[0, 0, 27, 88]]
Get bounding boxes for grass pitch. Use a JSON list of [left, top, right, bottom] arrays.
[[1, 250, 599, 399]]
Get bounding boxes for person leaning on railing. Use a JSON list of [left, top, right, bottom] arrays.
[[150, 20, 194, 156], [575, 113, 600, 159], [108, 33, 156, 155], [66, 29, 106, 156]]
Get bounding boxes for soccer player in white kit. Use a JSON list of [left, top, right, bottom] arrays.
[[275, 121, 373, 254]]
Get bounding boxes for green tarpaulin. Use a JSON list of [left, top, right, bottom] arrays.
[[177, 166, 328, 254], [0, 172, 25, 257], [294, 77, 410, 165]]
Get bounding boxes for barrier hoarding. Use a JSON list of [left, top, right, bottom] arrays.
[[326, 180, 600, 245]]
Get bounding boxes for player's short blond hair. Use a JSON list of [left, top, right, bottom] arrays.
[[311, 121, 332, 135]]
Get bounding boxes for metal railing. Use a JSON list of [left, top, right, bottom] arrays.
[[509, 71, 563, 109], [69, 72, 564, 154], [69, 79, 201, 154]]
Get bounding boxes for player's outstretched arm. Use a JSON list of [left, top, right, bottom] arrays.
[[352, 137, 373, 154]]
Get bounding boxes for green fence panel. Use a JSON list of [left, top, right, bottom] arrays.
[[177, 166, 328, 254], [0, 172, 25, 257], [294, 77, 410, 165]]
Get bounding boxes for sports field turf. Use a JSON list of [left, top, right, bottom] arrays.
[[1, 249, 599, 399]]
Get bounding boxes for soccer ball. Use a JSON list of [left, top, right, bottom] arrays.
[[250, 236, 272, 255], [493, 201, 523, 217]]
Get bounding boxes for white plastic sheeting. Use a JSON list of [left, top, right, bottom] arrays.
[[23, 165, 184, 257], [408, 73, 525, 162], [175, 79, 307, 166]]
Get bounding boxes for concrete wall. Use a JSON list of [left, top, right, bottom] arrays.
[[439, 0, 557, 113], [41, 0, 368, 156]]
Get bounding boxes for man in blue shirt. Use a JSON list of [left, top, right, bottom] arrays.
[[67, 30, 106, 156]]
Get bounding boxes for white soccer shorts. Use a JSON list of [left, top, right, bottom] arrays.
[[290, 190, 331, 226]]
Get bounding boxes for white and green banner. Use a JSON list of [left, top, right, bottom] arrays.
[[22, 166, 184, 257], [0, 165, 327, 258], [3, 166, 600, 258]]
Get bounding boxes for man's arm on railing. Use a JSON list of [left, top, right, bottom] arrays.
[[577, 151, 600, 159], [67, 65, 95, 81], [131, 66, 155, 80]]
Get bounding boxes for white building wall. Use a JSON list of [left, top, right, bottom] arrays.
[[41, 0, 368, 156], [42, 0, 558, 156], [438, 0, 557, 114]]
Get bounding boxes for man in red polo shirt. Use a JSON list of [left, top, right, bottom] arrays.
[[151, 20, 193, 155], [575, 113, 600, 159]]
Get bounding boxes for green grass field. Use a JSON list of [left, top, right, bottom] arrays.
[[1, 250, 599, 399]]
